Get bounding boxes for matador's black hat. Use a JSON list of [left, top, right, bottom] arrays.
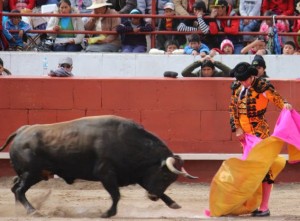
[[230, 62, 258, 81]]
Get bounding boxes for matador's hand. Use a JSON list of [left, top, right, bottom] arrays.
[[284, 103, 293, 110], [236, 127, 245, 142]]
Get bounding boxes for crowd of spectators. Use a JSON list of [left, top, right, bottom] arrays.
[[1, 0, 300, 54]]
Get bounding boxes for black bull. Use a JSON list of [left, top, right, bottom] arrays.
[[0, 115, 197, 218]]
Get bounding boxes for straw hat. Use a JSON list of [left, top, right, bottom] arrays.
[[87, 0, 112, 10]]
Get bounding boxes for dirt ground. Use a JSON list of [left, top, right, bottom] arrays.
[[1, 177, 300, 221]]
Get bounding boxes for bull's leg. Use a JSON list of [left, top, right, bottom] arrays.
[[160, 193, 181, 209], [99, 171, 120, 218], [11, 172, 43, 214]]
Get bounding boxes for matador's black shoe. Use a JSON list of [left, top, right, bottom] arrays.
[[251, 209, 270, 217]]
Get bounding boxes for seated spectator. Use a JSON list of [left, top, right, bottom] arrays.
[[46, 0, 85, 52], [239, 0, 262, 43], [209, 39, 234, 57], [181, 56, 231, 77], [84, 0, 121, 52], [3, 9, 31, 51], [48, 57, 74, 77], [149, 39, 184, 54], [70, 0, 93, 13], [240, 36, 271, 55], [261, 0, 294, 16], [184, 33, 209, 56], [116, 8, 153, 53], [174, 0, 209, 16], [9, 0, 35, 11], [156, 2, 186, 50], [251, 54, 268, 78], [0, 58, 12, 75], [282, 41, 296, 55], [177, 1, 209, 40], [208, 0, 243, 54]]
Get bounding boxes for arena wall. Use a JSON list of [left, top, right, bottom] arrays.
[[0, 77, 299, 182]]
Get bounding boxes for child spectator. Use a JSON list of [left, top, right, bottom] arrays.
[[156, 2, 186, 50], [209, 39, 234, 57], [184, 33, 209, 56], [0, 58, 12, 75], [241, 36, 272, 55], [3, 9, 31, 51], [181, 56, 232, 77], [48, 57, 74, 77], [116, 8, 153, 52], [282, 41, 296, 55], [149, 39, 184, 54]]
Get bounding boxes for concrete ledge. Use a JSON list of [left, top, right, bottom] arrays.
[[0, 153, 9, 159]]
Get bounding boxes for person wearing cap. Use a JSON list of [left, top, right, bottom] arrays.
[[181, 55, 231, 77], [116, 8, 153, 52], [48, 57, 74, 77], [46, 0, 85, 52], [149, 39, 184, 54], [0, 58, 12, 76], [156, 2, 187, 50], [177, 1, 209, 38], [84, 0, 121, 52], [229, 62, 293, 217], [2, 9, 31, 51], [251, 54, 268, 78], [208, 0, 242, 54]]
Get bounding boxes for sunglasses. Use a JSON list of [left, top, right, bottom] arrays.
[[60, 64, 72, 68]]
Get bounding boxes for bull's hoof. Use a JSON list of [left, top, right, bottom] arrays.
[[29, 210, 43, 217], [169, 202, 181, 209], [101, 209, 116, 218]]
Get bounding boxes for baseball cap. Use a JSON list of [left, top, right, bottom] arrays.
[[210, 0, 228, 8], [164, 2, 175, 10], [59, 57, 73, 65]]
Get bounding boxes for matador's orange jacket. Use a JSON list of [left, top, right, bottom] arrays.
[[229, 77, 287, 139]]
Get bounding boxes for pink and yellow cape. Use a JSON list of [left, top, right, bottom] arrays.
[[208, 109, 300, 216]]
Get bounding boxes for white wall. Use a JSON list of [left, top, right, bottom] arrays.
[[0, 52, 299, 78]]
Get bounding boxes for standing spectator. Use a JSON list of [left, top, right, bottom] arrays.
[[9, 0, 35, 11], [208, 0, 243, 54], [209, 38, 234, 57], [108, 0, 137, 14], [261, 0, 294, 16], [229, 61, 293, 217], [84, 0, 121, 52], [251, 54, 269, 78], [184, 33, 210, 56], [282, 41, 296, 54], [3, 9, 31, 51], [116, 8, 153, 52], [181, 56, 231, 77], [239, 0, 262, 42], [46, 0, 85, 52], [48, 57, 74, 77], [0, 58, 12, 75], [156, 2, 187, 50]]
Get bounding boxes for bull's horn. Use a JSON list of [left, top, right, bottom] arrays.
[[165, 157, 186, 176], [181, 167, 198, 179]]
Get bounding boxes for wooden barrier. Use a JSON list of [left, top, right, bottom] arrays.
[[0, 77, 299, 182]]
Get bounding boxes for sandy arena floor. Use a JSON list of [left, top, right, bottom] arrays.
[[0, 176, 300, 221]]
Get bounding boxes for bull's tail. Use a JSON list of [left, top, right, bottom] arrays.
[[0, 132, 17, 152], [0, 125, 29, 152]]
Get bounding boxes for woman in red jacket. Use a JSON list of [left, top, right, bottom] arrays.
[[9, 0, 36, 11]]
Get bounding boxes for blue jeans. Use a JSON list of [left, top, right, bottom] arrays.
[[122, 45, 146, 53], [240, 20, 261, 42]]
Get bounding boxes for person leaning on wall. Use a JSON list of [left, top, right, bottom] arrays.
[[0, 58, 12, 75], [48, 57, 74, 77], [181, 55, 232, 77]]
